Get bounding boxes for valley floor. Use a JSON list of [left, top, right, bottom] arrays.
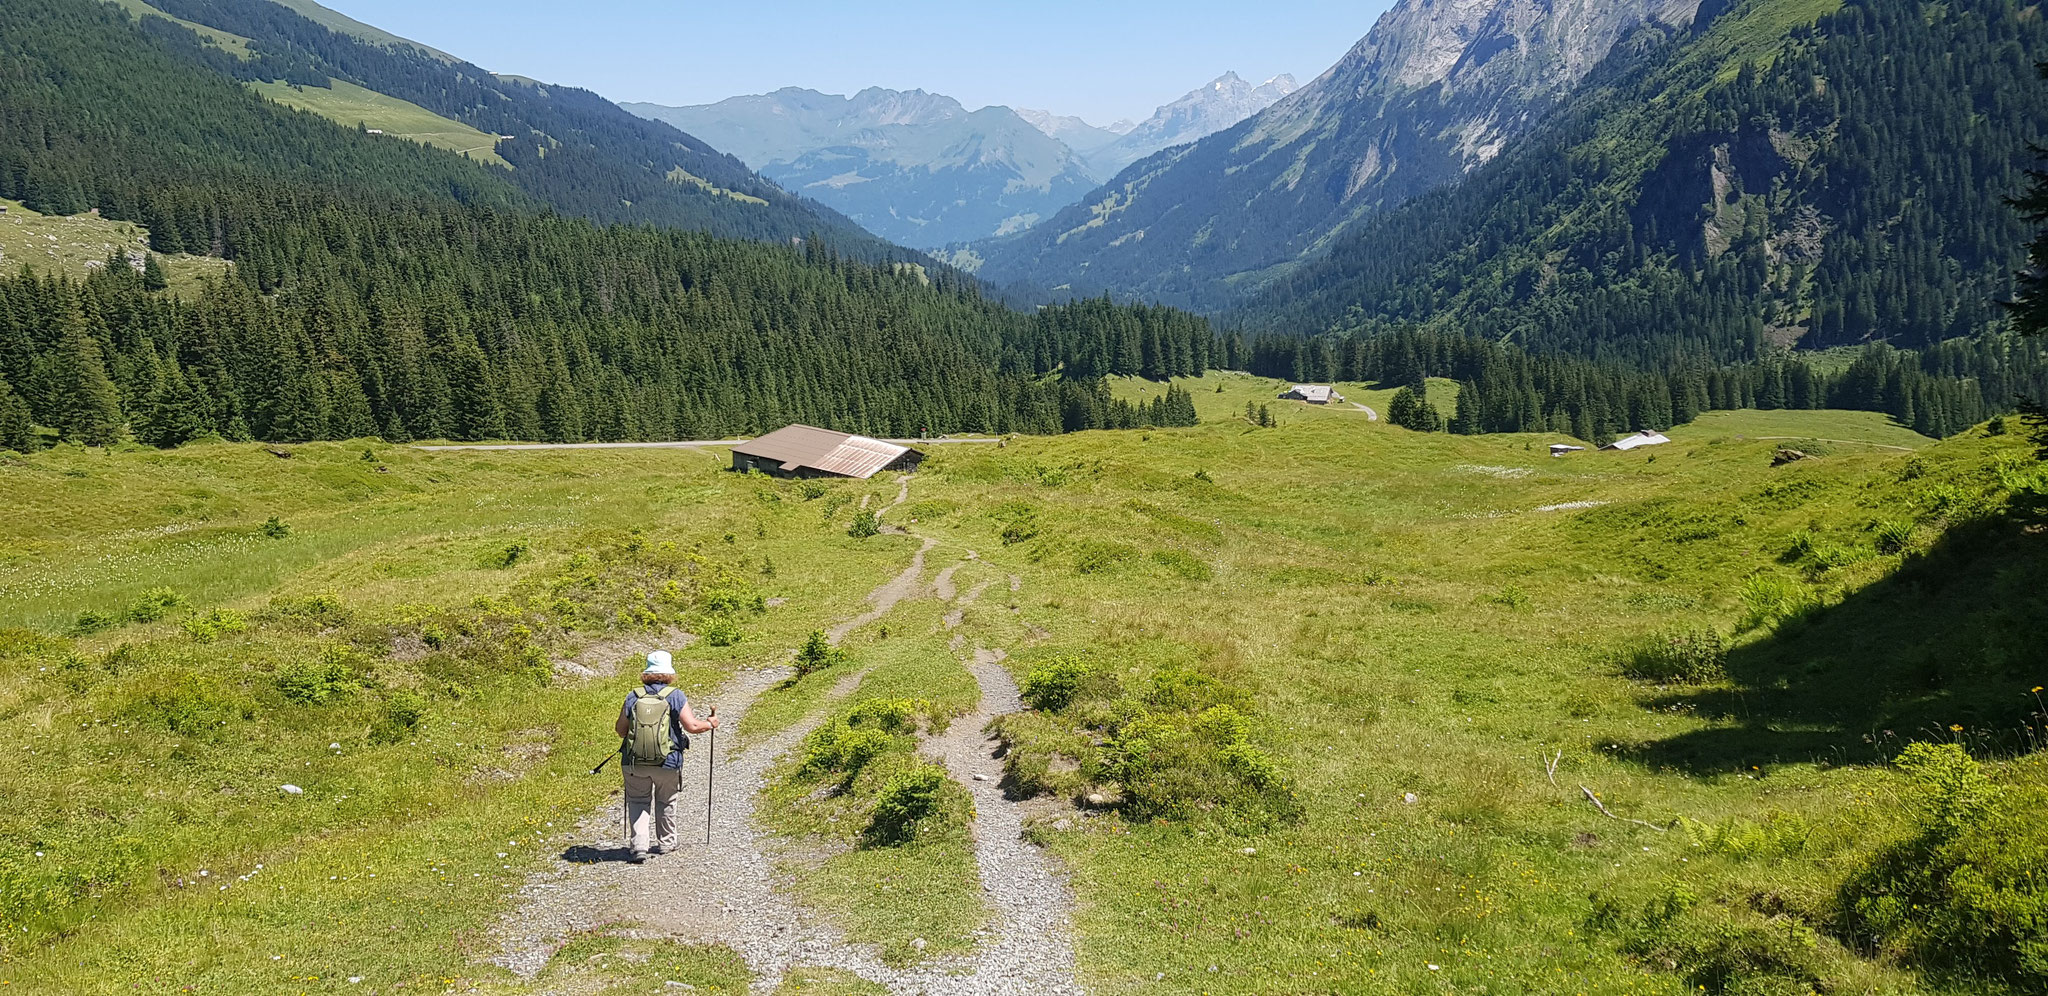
[[0, 403, 2041, 995]]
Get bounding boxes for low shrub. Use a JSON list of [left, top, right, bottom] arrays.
[[1073, 540, 1137, 574], [698, 615, 744, 647], [1151, 549, 1212, 581], [368, 690, 428, 743], [799, 721, 899, 783], [267, 593, 351, 627], [274, 646, 359, 705], [1018, 655, 1098, 712], [794, 630, 847, 676], [1104, 705, 1298, 829], [66, 610, 118, 637], [484, 539, 530, 568], [126, 587, 187, 623], [1840, 743, 2048, 985], [847, 511, 880, 539], [140, 670, 253, 736], [180, 608, 246, 643], [863, 764, 950, 846], [1591, 885, 1830, 995], [260, 516, 291, 539], [1620, 629, 1728, 684]]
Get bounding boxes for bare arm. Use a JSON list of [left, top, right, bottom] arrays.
[[614, 700, 632, 739], [679, 701, 719, 735]]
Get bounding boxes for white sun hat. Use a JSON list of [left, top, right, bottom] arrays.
[[643, 650, 675, 676]]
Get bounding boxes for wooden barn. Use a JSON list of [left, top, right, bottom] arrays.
[[728, 425, 924, 480]]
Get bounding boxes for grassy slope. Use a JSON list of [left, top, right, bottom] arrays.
[[0, 198, 233, 297], [103, 0, 254, 58], [0, 407, 2039, 994], [250, 79, 512, 168], [263, 0, 459, 62]]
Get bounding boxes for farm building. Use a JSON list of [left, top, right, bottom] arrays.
[[728, 424, 924, 480], [1601, 431, 1672, 452], [1280, 384, 1344, 404], [1550, 444, 1587, 457]]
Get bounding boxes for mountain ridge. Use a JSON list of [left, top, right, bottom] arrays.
[[626, 73, 1303, 248], [968, 0, 1708, 308]]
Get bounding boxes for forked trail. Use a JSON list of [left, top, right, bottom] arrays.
[[493, 480, 1083, 994]]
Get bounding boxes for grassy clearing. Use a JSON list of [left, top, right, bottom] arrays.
[[0, 199, 231, 296], [1, 401, 2042, 994], [250, 79, 511, 168], [265, 0, 460, 62], [102, 0, 253, 58], [1670, 408, 1934, 450]]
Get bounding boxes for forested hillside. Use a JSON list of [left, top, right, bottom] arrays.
[[1245, 0, 2048, 363], [91, 0, 898, 253], [0, 0, 1213, 448]]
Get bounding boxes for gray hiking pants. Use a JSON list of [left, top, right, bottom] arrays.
[[623, 764, 683, 856]]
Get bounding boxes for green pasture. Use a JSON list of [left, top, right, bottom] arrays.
[[0, 398, 2040, 994], [250, 79, 511, 168]]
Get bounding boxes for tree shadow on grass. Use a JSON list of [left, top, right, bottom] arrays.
[[1630, 514, 2048, 774]]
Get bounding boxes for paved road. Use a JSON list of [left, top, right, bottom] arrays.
[[1350, 403, 1381, 421], [414, 437, 1001, 452]]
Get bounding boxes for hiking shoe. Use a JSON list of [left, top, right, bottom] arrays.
[[629, 852, 649, 864]]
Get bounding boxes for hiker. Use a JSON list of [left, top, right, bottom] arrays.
[[615, 650, 718, 863]]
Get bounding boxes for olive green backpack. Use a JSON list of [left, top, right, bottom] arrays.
[[624, 687, 680, 766]]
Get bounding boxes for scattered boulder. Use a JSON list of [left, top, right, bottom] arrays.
[[1772, 448, 1811, 467]]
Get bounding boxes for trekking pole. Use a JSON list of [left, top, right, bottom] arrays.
[[590, 752, 616, 775], [705, 707, 717, 845]]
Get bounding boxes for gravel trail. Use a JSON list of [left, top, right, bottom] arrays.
[[492, 487, 1085, 994]]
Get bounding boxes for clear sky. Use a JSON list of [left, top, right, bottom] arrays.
[[318, 0, 1395, 125]]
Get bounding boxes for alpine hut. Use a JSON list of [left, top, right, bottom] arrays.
[[728, 425, 924, 480], [1601, 430, 1672, 452], [1280, 384, 1344, 405]]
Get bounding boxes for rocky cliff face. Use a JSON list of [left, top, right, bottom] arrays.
[[1088, 72, 1300, 175], [970, 0, 1705, 307]]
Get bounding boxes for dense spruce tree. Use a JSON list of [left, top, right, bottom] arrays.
[[2013, 66, 2048, 455], [1388, 386, 1444, 433], [45, 317, 125, 446], [0, 374, 35, 452]]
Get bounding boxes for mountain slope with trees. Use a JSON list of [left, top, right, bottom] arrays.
[[125, 0, 903, 253], [1243, 0, 2048, 367], [0, 0, 1215, 448], [969, 0, 1705, 308]]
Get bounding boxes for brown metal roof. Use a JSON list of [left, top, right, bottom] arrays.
[[731, 425, 919, 479]]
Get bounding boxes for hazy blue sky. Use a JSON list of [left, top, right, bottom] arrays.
[[319, 0, 1394, 124]]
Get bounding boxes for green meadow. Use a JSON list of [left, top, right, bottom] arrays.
[[0, 199, 232, 297], [1, 401, 2043, 994], [249, 79, 512, 168]]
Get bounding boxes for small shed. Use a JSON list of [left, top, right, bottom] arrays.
[[1550, 444, 1587, 457], [1601, 430, 1672, 452], [1280, 384, 1344, 405], [365, 129, 385, 135], [729, 424, 924, 480]]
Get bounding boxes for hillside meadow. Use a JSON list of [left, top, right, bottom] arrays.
[[0, 403, 2043, 995]]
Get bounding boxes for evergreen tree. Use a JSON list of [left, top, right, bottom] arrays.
[[45, 313, 125, 446], [2011, 66, 2048, 456], [0, 373, 36, 452], [1388, 385, 1444, 432], [141, 254, 168, 292]]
